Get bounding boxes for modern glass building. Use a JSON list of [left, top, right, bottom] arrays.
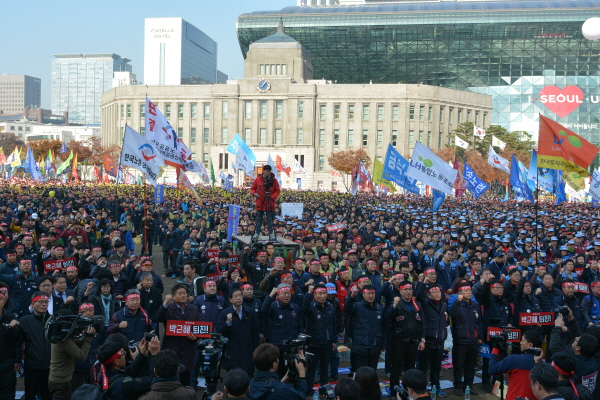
[[237, 0, 600, 141], [51, 53, 132, 125]]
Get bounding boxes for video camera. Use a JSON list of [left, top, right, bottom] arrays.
[[198, 332, 229, 400], [45, 313, 104, 343], [249, 241, 265, 260], [392, 385, 410, 400], [488, 318, 512, 353], [554, 306, 571, 317], [282, 334, 311, 383]]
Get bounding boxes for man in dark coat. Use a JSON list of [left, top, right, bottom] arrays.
[[155, 284, 202, 386], [216, 288, 260, 375], [138, 271, 162, 333], [106, 289, 153, 342]]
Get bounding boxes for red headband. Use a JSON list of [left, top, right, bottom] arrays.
[[31, 295, 49, 303], [400, 284, 413, 290], [427, 287, 441, 293], [54, 246, 64, 250], [424, 269, 436, 275], [314, 287, 327, 293], [125, 293, 140, 300], [591, 282, 600, 288], [562, 282, 576, 288], [358, 277, 370, 283], [459, 286, 472, 292], [278, 286, 291, 294], [66, 266, 78, 271], [241, 284, 253, 290], [0, 287, 7, 293], [274, 257, 284, 262], [79, 303, 94, 312], [491, 283, 503, 288], [551, 361, 573, 376], [257, 251, 267, 257], [203, 280, 216, 287], [103, 348, 125, 365], [19, 259, 31, 264], [362, 289, 376, 294]]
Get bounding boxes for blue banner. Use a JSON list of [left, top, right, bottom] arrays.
[[226, 133, 256, 164], [227, 205, 240, 242], [478, 344, 491, 359], [224, 180, 233, 192], [154, 185, 164, 203], [510, 155, 534, 202], [463, 162, 489, 199], [382, 144, 420, 194], [432, 189, 445, 212], [528, 150, 555, 193]]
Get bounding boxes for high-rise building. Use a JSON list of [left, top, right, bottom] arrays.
[[51, 53, 132, 125], [0, 75, 41, 115], [238, 0, 600, 140], [144, 17, 227, 85]]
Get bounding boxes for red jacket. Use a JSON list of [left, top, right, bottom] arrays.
[[250, 173, 280, 211]]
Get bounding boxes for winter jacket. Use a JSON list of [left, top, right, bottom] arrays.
[[138, 379, 196, 400], [17, 311, 52, 369], [386, 297, 422, 342], [302, 293, 336, 348], [216, 305, 260, 372], [535, 285, 561, 312], [553, 293, 584, 332], [192, 294, 225, 324], [48, 336, 93, 383], [346, 297, 384, 349], [488, 353, 536, 400], [250, 173, 281, 212], [262, 295, 303, 347], [420, 298, 448, 344], [106, 306, 153, 342], [155, 303, 202, 371], [448, 299, 480, 345]]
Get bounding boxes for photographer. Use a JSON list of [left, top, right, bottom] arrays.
[[138, 349, 196, 400], [397, 369, 432, 400], [48, 310, 96, 400], [212, 368, 251, 400], [250, 165, 280, 242], [553, 280, 584, 333], [488, 329, 543, 400], [247, 343, 307, 400]]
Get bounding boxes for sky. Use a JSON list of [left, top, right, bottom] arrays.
[[0, 0, 287, 109]]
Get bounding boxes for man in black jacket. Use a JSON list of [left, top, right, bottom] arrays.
[[0, 285, 20, 400], [346, 284, 384, 371], [386, 281, 422, 394], [303, 284, 337, 397], [137, 271, 162, 332], [141, 212, 156, 256], [534, 273, 561, 359]]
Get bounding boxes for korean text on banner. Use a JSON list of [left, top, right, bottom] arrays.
[[408, 142, 457, 195], [43, 257, 77, 274], [382, 144, 420, 194], [120, 126, 164, 187], [227, 205, 240, 242], [166, 320, 213, 338], [463, 162, 489, 199]]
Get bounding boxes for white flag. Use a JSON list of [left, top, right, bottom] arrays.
[[492, 135, 507, 150], [487, 145, 510, 174], [455, 136, 469, 149], [294, 159, 308, 175], [590, 169, 600, 200], [119, 126, 164, 187], [408, 142, 457, 195], [474, 126, 486, 139]]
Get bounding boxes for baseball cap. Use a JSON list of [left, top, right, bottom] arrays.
[[325, 283, 337, 294]]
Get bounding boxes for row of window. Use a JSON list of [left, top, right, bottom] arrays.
[[259, 64, 287, 75]]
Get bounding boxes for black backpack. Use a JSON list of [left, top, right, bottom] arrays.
[[71, 384, 107, 400]]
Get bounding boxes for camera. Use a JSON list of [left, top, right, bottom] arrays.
[[198, 332, 228, 400], [144, 332, 156, 342], [45, 313, 104, 343], [487, 318, 512, 353], [554, 306, 570, 317], [526, 347, 542, 356], [249, 241, 265, 260], [393, 385, 409, 400], [322, 384, 335, 400], [282, 334, 311, 384]]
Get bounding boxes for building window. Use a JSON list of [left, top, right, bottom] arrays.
[[438, 132, 443, 149], [178, 104, 184, 118], [260, 128, 266, 144], [409, 106, 415, 120], [282, 65, 287, 75], [261, 102, 267, 119], [140, 104, 145, 117], [222, 101, 228, 118], [475, 112, 479, 125], [391, 130, 397, 146], [377, 130, 383, 146], [204, 104, 210, 118], [457, 110, 462, 124], [204, 128, 209, 143], [127, 105, 131, 118], [165, 104, 171, 118], [419, 106, 424, 121], [320, 130, 325, 146], [318, 155, 324, 171], [276, 64, 281, 75], [377, 105, 384, 120], [348, 104, 354, 120], [298, 101, 304, 119], [244, 128, 251, 143], [409, 130, 414, 147], [222, 128, 228, 143], [259, 64, 265, 75], [418, 130, 423, 143], [362, 130, 368, 146], [439, 107, 444, 123], [392, 105, 398, 120], [297, 129, 303, 144], [348, 130, 354, 146], [276, 101, 282, 119], [191, 104, 197, 118], [275, 129, 282, 144], [140, 127, 145, 135], [178, 127, 183, 136], [427, 131, 432, 147], [428, 107, 433, 121], [120, 105, 124, 118], [245, 102, 252, 119], [219, 153, 229, 169], [334, 130, 339, 146], [334, 104, 340, 119], [203, 153, 209, 167], [363, 105, 369, 120], [191, 128, 196, 143], [449, 109, 453, 124], [467, 111, 471, 121], [483, 113, 487, 126], [320, 104, 326, 120]]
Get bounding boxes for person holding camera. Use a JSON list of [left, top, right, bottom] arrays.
[[212, 368, 251, 400], [396, 369, 432, 400], [250, 165, 280, 242], [247, 343, 307, 400], [138, 349, 196, 400], [156, 284, 202, 386], [488, 329, 543, 400]]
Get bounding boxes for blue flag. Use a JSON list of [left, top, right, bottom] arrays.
[[510, 155, 534, 202], [382, 144, 420, 194], [227, 205, 240, 241], [154, 185, 165, 203], [463, 162, 489, 199], [60, 142, 67, 154], [555, 180, 567, 205], [527, 150, 555, 193], [432, 189, 445, 211], [26, 147, 44, 182]]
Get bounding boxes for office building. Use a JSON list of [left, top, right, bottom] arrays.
[[0, 120, 100, 142], [238, 0, 600, 141], [102, 23, 490, 190], [51, 53, 133, 125], [0, 75, 41, 115], [144, 17, 227, 85]]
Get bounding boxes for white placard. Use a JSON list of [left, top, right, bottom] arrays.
[[281, 203, 304, 218]]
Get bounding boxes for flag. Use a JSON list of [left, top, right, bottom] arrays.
[[60, 142, 67, 154], [0, 148, 5, 165], [563, 171, 586, 192], [26, 147, 44, 182], [119, 125, 164, 187], [104, 155, 117, 177], [382, 144, 420, 194], [432, 189, 445, 212], [124, 172, 135, 184], [227, 205, 241, 242], [555, 179, 567, 205], [227, 133, 255, 177], [210, 159, 216, 187], [372, 158, 396, 193], [537, 115, 598, 176], [267, 154, 283, 187], [510, 154, 534, 202], [590, 169, 600, 200], [10, 148, 21, 168], [474, 126, 486, 139], [294, 159, 308, 175], [454, 136, 469, 149], [487, 145, 510, 174], [453, 157, 466, 198], [56, 151, 73, 175], [176, 167, 201, 201], [275, 155, 291, 177], [492, 136, 507, 151], [408, 143, 457, 195], [72, 153, 79, 181], [463, 162, 489, 199], [331, 169, 343, 178], [527, 150, 555, 193], [4, 150, 14, 166], [195, 160, 210, 184], [93, 165, 101, 180]]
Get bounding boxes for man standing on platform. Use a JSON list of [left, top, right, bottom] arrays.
[[251, 165, 280, 242]]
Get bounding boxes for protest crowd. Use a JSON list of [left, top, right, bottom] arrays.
[[0, 179, 598, 400]]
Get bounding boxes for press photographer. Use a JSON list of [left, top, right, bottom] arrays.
[[250, 165, 280, 242]]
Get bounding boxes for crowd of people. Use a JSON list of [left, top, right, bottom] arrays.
[[0, 178, 598, 400]]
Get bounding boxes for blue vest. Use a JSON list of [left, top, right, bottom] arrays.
[[588, 294, 600, 322]]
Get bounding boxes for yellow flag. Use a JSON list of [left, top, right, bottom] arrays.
[[373, 158, 396, 193], [11, 148, 21, 168], [564, 171, 586, 192]]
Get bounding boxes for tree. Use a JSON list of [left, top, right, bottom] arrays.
[[0, 132, 25, 155], [328, 148, 372, 190], [28, 139, 62, 161]]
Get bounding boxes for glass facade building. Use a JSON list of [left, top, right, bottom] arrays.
[[237, 0, 600, 141], [51, 53, 132, 125]]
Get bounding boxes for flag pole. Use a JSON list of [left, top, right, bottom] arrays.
[[143, 173, 148, 255]]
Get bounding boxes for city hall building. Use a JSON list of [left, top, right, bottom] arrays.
[[101, 23, 491, 190], [238, 0, 600, 143]]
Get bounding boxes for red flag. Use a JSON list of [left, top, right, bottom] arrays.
[[104, 155, 117, 177], [453, 157, 465, 198], [72, 153, 79, 181], [93, 165, 101, 180]]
